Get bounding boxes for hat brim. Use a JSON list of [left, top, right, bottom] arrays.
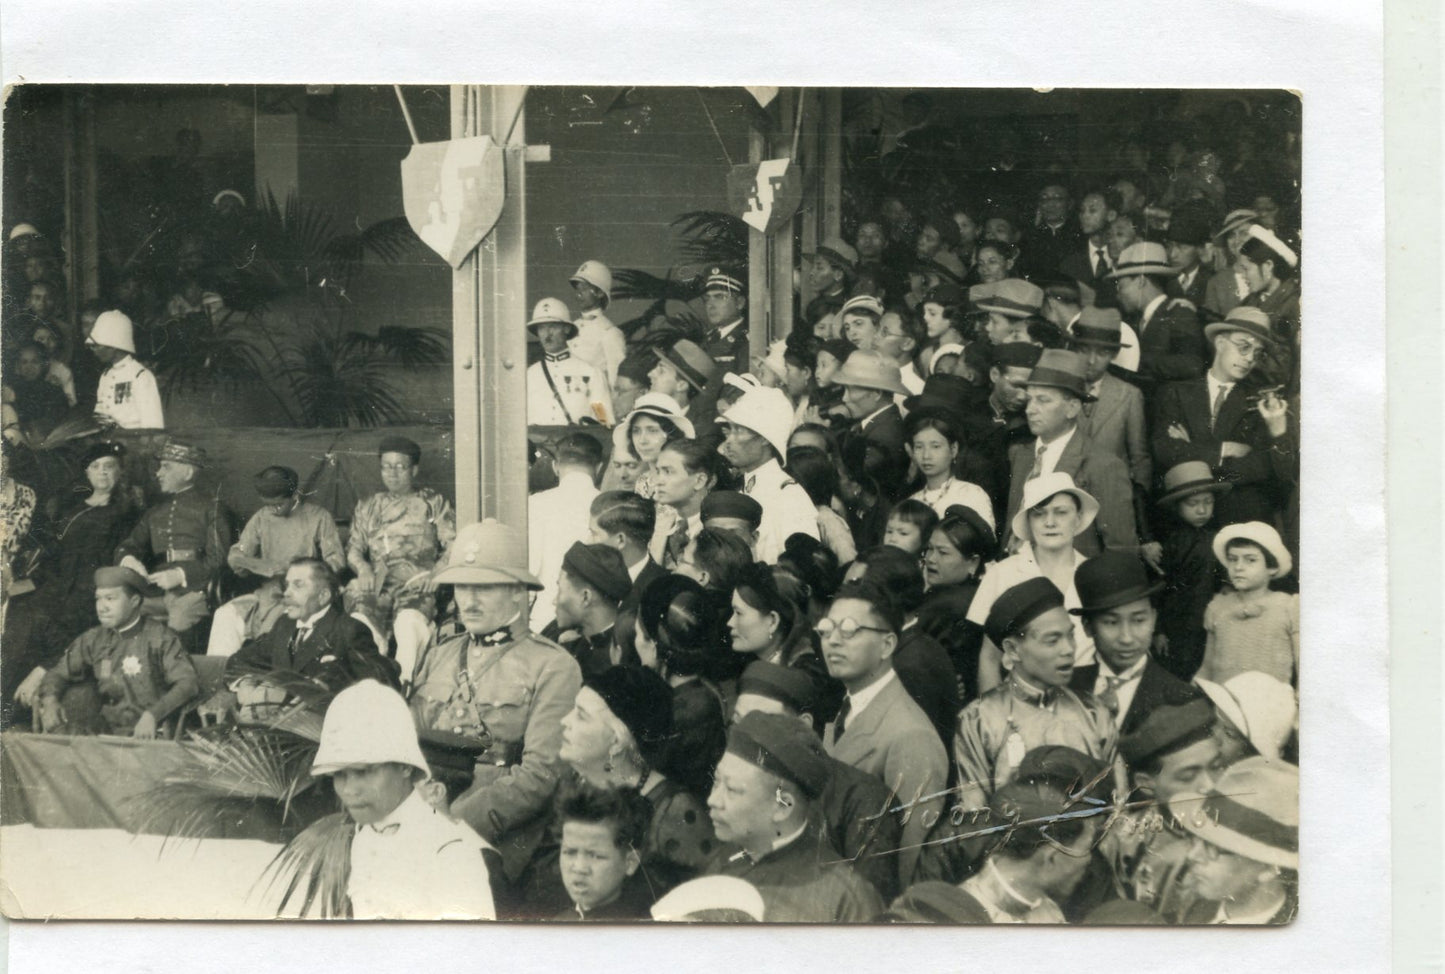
[[432, 564, 543, 590], [1212, 524, 1293, 578], [1069, 576, 1166, 615], [527, 319, 579, 339], [1203, 321, 1276, 345], [974, 300, 1037, 319], [833, 366, 909, 398], [1024, 377, 1097, 404], [1168, 792, 1298, 871], [1011, 488, 1100, 544], [1104, 262, 1174, 280], [652, 349, 712, 394], [1156, 479, 1233, 508]]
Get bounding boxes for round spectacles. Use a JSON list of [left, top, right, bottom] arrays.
[[814, 617, 890, 640]]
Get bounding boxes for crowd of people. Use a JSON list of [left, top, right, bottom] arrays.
[[0, 98, 1301, 924]]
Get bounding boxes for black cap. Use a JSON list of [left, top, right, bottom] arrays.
[[562, 541, 632, 605], [701, 490, 763, 529], [1118, 697, 1216, 767], [988, 342, 1043, 371], [737, 660, 817, 716], [1165, 202, 1215, 247], [79, 440, 125, 469], [254, 465, 299, 501], [586, 665, 676, 762], [725, 711, 831, 799], [984, 576, 1065, 647], [377, 435, 421, 464]]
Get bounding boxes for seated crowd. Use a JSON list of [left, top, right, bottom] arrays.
[[0, 106, 1300, 924]]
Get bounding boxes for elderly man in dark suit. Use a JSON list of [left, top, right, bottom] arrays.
[[1070, 551, 1202, 735], [1004, 350, 1139, 557], [224, 557, 399, 715], [1109, 242, 1206, 386], [834, 350, 909, 463], [1151, 307, 1297, 527]]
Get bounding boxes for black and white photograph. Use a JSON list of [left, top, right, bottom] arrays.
[[0, 81, 1317, 926]]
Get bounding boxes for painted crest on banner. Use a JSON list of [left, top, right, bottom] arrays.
[[728, 158, 801, 235], [401, 135, 506, 269]]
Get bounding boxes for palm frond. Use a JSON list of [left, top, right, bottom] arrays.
[[323, 217, 420, 269], [255, 811, 354, 919], [670, 210, 750, 266], [610, 268, 700, 304], [340, 326, 449, 368]]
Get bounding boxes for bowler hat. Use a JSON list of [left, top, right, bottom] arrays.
[[1011, 471, 1099, 545], [974, 278, 1044, 318], [432, 518, 542, 589], [156, 437, 208, 469], [1025, 348, 1097, 401], [1156, 460, 1232, 508], [1165, 203, 1214, 247], [585, 665, 675, 760], [1169, 757, 1299, 870], [1105, 242, 1173, 279], [525, 297, 578, 339], [1070, 306, 1131, 350], [562, 541, 632, 605], [1070, 550, 1164, 615], [803, 237, 858, 274], [655, 338, 720, 393], [1213, 520, 1292, 577], [984, 576, 1066, 647], [725, 710, 832, 799], [833, 351, 909, 397], [1203, 305, 1276, 345]]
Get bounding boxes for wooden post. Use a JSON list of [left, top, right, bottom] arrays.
[[451, 85, 530, 532], [769, 89, 796, 344], [798, 88, 820, 314], [822, 89, 843, 242], [747, 125, 770, 358]]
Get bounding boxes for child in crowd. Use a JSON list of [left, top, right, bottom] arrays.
[[882, 499, 938, 556], [1198, 522, 1299, 688], [1154, 461, 1230, 680], [555, 782, 656, 921]]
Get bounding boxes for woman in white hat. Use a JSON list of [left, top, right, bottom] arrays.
[[965, 472, 1099, 694], [612, 392, 694, 501]]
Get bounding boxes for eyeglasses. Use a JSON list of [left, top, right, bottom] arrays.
[[1226, 337, 1265, 361], [814, 617, 890, 640]]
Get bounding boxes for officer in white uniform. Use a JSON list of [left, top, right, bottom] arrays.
[[717, 386, 818, 564], [88, 310, 164, 429], [568, 260, 626, 386], [525, 298, 614, 427]]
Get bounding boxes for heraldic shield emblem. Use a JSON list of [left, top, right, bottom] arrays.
[[401, 135, 506, 269], [727, 158, 801, 235]]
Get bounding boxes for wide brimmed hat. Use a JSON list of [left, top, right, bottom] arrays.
[[1213, 208, 1258, 242], [651, 876, 766, 922], [1213, 521, 1292, 577], [1011, 471, 1099, 544], [526, 297, 578, 339], [655, 338, 720, 393], [311, 680, 430, 778], [803, 237, 858, 274], [1157, 460, 1233, 508], [1070, 306, 1131, 350], [1025, 348, 1097, 402], [1203, 306, 1276, 345], [723, 386, 796, 457], [1169, 757, 1299, 870], [432, 518, 543, 589], [1070, 550, 1164, 615], [833, 351, 909, 397], [927, 251, 967, 285], [926, 343, 966, 375], [1242, 225, 1299, 269], [613, 392, 696, 456], [157, 437, 209, 469], [568, 260, 613, 304], [1105, 242, 1173, 279], [87, 310, 136, 354], [974, 278, 1043, 318], [1193, 672, 1297, 761]]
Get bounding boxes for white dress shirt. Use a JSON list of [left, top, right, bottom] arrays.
[[528, 469, 600, 631], [1094, 655, 1149, 719], [742, 458, 819, 564]]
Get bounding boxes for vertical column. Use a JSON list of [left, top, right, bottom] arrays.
[[747, 126, 770, 358], [769, 89, 796, 345], [822, 89, 843, 242]]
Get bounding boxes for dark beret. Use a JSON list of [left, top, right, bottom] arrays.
[[94, 566, 148, 593], [586, 665, 675, 762], [377, 435, 422, 464], [562, 541, 632, 605], [701, 490, 763, 529], [79, 440, 125, 469], [254, 465, 299, 501], [737, 660, 817, 716], [1118, 697, 1216, 767], [726, 710, 831, 800], [1015, 745, 1113, 804], [988, 342, 1044, 371], [984, 576, 1066, 647]]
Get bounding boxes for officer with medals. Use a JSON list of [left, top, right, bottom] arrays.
[[525, 298, 614, 427], [409, 519, 583, 893], [716, 386, 819, 564]]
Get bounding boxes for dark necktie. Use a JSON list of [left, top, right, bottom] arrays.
[[1028, 441, 1047, 479], [832, 697, 852, 744], [1097, 675, 1127, 716], [1210, 383, 1231, 432]]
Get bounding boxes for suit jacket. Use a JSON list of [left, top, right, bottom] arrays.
[[1134, 296, 1206, 386], [845, 404, 906, 462], [1080, 374, 1151, 488], [623, 557, 668, 615], [1113, 658, 1205, 738], [1150, 378, 1298, 526], [1167, 268, 1214, 313], [225, 603, 399, 691], [1058, 247, 1118, 309], [1005, 427, 1140, 557], [825, 672, 949, 887]]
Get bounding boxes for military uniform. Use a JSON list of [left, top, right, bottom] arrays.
[[526, 353, 613, 426], [116, 484, 232, 632], [39, 616, 198, 734], [570, 309, 626, 387], [95, 354, 164, 429], [409, 618, 583, 882], [347, 487, 455, 618], [701, 318, 748, 376], [953, 674, 1119, 804], [741, 458, 819, 564]]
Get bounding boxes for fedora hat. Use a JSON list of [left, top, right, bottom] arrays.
[[722, 386, 794, 457], [655, 338, 720, 393], [833, 351, 909, 397], [1069, 306, 1131, 349], [1070, 550, 1164, 615], [1203, 306, 1276, 345], [1105, 242, 1173, 279], [1166, 203, 1215, 247], [1011, 471, 1099, 544], [1212, 208, 1258, 242], [1169, 757, 1299, 870], [432, 518, 543, 589], [1025, 348, 1097, 402], [927, 251, 967, 285], [1213, 520, 1292, 577], [803, 237, 858, 274], [1157, 460, 1232, 507], [526, 297, 577, 339], [974, 278, 1043, 318]]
